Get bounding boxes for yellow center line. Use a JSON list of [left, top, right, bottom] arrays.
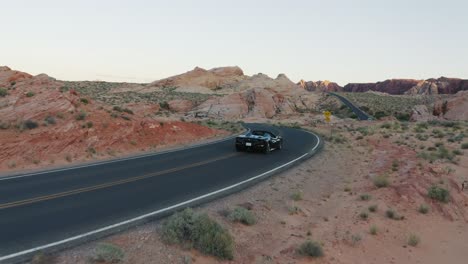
[[0, 153, 239, 210]]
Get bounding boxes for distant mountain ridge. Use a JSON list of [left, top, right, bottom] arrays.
[[299, 77, 468, 95]]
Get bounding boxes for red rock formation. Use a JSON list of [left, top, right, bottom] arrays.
[[299, 80, 342, 92]]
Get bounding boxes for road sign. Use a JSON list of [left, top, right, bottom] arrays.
[[324, 111, 331, 123]]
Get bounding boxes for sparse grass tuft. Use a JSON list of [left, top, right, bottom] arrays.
[[368, 204, 378, 212], [369, 225, 378, 235], [0, 88, 8, 97], [373, 174, 390, 188], [297, 240, 323, 257], [360, 194, 371, 201], [359, 211, 369, 220], [291, 190, 303, 201], [92, 243, 125, 263], [418, 204, 430, 214], [227, 207, 256, 226], [407, 234, 420, 247]]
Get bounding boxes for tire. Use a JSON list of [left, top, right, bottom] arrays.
[[278, 141, 282, 150], [264, 142, 271, 154]]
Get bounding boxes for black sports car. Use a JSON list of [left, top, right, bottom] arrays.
[[235, 130, 283, 153]]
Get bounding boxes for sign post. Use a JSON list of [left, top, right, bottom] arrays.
[[324, 111, 332, 137]]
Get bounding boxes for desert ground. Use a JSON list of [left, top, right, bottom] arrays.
[[1, 66, 467, 264], [33, 119, 468, 264]]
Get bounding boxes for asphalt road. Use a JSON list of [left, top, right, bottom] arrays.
[[328, 92, 372, 120], [0, 124, 320, 262]]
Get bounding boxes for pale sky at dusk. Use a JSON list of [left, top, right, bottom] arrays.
[[1, 0, 467, 85]]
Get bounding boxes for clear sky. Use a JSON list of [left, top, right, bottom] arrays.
[[1, 0, 467, 85]]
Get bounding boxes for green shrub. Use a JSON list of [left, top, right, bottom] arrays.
[[92, 243, 125, 263], [0, 88, 7, 97], [80, 98, 89, 104], [22, 120, 39, 130], [44, 116, 56, 125], [86, 121, 93, 128], [462, 143, 468, 149], [123, 108, 134, 115], [297, 240, 323, 257], [453, 149, 463, 156], [368, 205, 378, 212], [427, 186, 450, 203], [26, 91, 35, 97], [159, 101, 170, 110], [369, 225, 378, 235], [76, 111, 87, 120], [162, 208, 234, 260], [360, 194, 371, 201], [386, 209, 396, 219], [113, 106, 123, 112], [359, 211, 369, 220], [407, 234, 420, 247], [227, 207, 256, 225], [381, 123, 392, 129], [373, 174, 389, 188], [418, 204, 430, 214]]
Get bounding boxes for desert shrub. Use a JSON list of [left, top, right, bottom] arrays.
[[22, 120, 39, 130], [395, 112, 410, 121], [369, 225, 378, 235], [162, 208, 234, 260], [453, 149, 463, 156], [26, 91, 35, 97], [368, 205, 378, 212], [407, 234, 420, 247], [227, 207, 256, 225], [80, 98, 89, 104], [418, 204, 430, 214], [432, 129, 445, 138], [0, 121, 10, 129], [0, 88, 7, 97], [121, 115, 131, 121], [359, 211, 369, 220], [462, 143, 468, 149], [381, 122, 392, 129], [159, 101, 170, 110], [113, 106, 123, 112], [373, 174, 389, 188], [92, 243, 125, 263], [392, 159, 399, 171], [45, 116, 56, 125], [416, 134, 429, 141], [448, 133, 464, 142], [76, 111, 87, 120], [297, 240, 323, 257], [427, 186, 450, 203], [360, 194, 371, 201], [86, 121, 93, 128], [123, 108, 134, 115], [288, 205, 300, 215], [386, 209, 396, 219], [291, 191, 303, 201], [374, 111, 388, 119]]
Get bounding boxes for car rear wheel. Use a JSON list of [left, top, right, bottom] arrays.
[[278, 141, 282, 150], [264, 142, 271, 154]]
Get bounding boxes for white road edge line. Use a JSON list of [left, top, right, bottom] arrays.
[[0, 129, 250, 181], [0, 132, 320, 262]]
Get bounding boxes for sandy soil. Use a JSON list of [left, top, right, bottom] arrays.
[[47, 120, 468, 264]]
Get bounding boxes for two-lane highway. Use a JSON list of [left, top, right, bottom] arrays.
[[0, 124, 321, 262]]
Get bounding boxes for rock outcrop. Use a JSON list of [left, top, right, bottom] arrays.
[[299, 80, 342, 92], [432, 91, 468, 121], [150, 66, 246, 90]]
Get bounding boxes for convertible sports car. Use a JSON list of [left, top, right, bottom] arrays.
[[235, 130, 283, 153]]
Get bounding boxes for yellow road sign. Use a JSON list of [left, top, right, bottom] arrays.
[[324, 111, 331, 122]]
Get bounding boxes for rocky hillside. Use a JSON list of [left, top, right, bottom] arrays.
[[0, 66, 226, 172], [343, 77, 468, 95], [149, 66, 246, 93]]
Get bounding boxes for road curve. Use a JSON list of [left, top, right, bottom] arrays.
[[0, 124, 321, 263], [328, 92, 372, 120]]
